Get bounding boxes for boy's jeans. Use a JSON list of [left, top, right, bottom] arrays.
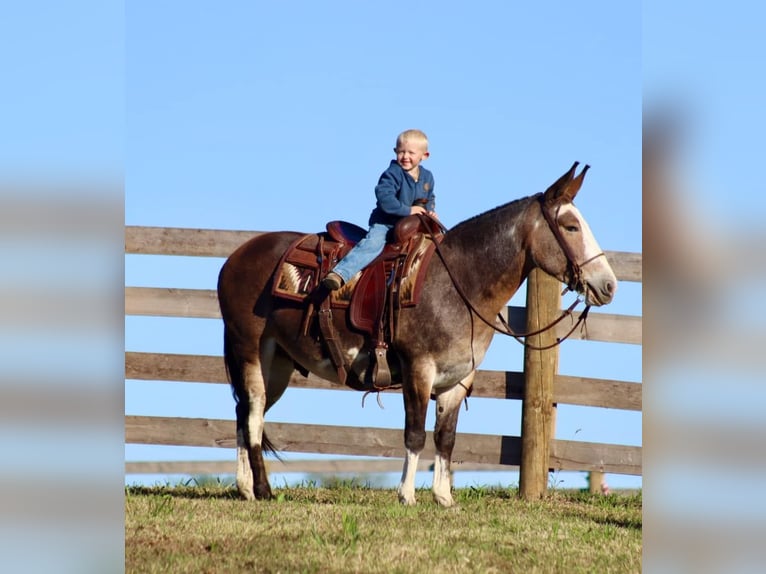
[[331, 222, 392, 283]]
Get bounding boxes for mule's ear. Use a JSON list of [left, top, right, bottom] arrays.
[[562, 163, 590, 202], [543, 161, 580, 205]]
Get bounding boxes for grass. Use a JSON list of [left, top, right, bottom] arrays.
[[125, 483, 641, 573]]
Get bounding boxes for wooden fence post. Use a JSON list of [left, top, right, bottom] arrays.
[[519, 269, 561, 500], [588, 471, 606, 494]]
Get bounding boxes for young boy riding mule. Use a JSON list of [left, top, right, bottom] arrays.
[[218, 157, 617, 507], [323, 129, 439, 290]]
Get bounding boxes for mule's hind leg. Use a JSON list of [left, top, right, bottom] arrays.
[[237, 341, 296, 501], [397, 362, 436, 506], [233, 336, 289, 500], [239, 359, 273, 500], [432, 372, 475, 507], [235, 400, 255, 500]]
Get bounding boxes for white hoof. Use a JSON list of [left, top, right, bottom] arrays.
[[433, 492, 455, 508], [236, 482, 255, 501], [397, 485, 417, 506]]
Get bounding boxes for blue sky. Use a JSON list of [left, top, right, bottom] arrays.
[[125, 1, 642, 491]]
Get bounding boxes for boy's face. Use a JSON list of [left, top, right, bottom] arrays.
[[394, 139, 430, 173]]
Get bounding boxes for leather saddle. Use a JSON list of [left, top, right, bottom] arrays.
[[272, 214, 445, 389]]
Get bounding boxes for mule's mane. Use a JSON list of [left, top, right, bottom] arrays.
[[446, 193, 540, 240]]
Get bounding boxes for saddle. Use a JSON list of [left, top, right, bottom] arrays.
[[272, 214, 445, 390]]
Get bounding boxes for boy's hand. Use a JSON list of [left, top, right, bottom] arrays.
[[410, 205, 426, 215]]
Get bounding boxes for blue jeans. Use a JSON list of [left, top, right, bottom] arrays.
[[331, 222, 391, 283]]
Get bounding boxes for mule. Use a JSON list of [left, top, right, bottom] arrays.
[[217, 162, 617, 507]]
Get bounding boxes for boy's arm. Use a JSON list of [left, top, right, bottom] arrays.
[[374, 169, 411, 217], [426, 173, 436, 213]]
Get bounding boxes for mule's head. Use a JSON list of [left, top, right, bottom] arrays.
[[533, 162, 617, 306]]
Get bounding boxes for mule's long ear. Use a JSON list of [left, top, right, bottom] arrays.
[[564, 163, 590, 202], [543, 161, 579, 205]]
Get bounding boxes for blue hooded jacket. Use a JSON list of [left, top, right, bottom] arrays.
[[368, 160, 435, 226]]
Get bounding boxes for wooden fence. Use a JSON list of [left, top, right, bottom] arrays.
[[125, 226, 642, 498]]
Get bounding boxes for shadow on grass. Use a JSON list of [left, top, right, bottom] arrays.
[[552, 491, 643, 531], [126, 485, 240, 500]]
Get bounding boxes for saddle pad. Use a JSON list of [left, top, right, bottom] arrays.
[[272, 234, 320, 302], [272, 232, 357, 307], [397, 233, 437, 307]]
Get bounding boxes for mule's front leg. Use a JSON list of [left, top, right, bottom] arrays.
[[432, 373, 475, 507], [397, 366, 434, 505]]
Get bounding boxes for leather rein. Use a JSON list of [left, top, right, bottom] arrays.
[[419, 195, 606, 351]]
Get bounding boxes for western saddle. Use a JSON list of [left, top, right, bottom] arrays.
[[271, 214, 445, 390]]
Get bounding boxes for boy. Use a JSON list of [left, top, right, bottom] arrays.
[[322, 129, 437, 291]]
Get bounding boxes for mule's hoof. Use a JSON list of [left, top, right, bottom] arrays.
[[238, 488, 256, 501], [397, 488, 417, 506], [434, 494, 456, 508], [254, 484, 273, 500]]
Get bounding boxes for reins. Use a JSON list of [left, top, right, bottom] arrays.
[[359, 197, 600, 408], [417, 196, 603, 352]]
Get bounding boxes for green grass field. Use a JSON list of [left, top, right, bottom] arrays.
[[125, 483, 641, 573]]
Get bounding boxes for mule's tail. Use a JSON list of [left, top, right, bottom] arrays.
[[222, 326, 280, 458]]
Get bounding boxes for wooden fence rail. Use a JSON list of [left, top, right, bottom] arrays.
[[125, 352, 641, 411], [125, 226, 642, 497], [126, 459, 518, 476], [124, 225, 643, 282], [125, 416, 641, 476], [124, 287, 642, 345]]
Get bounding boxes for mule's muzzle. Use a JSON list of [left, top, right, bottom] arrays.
[[568, 251, 616, 307], [584, 277, 617, 306]]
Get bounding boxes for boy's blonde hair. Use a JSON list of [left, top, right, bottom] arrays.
[[396, 129, 429, 151]]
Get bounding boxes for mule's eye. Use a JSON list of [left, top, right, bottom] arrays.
[[564, 224, 579, 233]]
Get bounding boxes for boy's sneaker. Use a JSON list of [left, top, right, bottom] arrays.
[[322, 272, 343, 291]]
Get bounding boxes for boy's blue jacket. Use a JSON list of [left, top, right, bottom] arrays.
[[368, 160, 435, 226]]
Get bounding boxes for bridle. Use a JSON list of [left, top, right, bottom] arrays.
[[537, 194, 606, 296], [420, 194, 606, 352]]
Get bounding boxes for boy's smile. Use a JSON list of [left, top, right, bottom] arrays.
[[394, 140, 430, 179]]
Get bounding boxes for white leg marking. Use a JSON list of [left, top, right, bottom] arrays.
[[397, 449, 420, 505], [240, 356, 269, 450], [431, 374, 474, 507], [432, 453, 454, 507], [236, 428, 254, 500], [247, 393, 266, 449]]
